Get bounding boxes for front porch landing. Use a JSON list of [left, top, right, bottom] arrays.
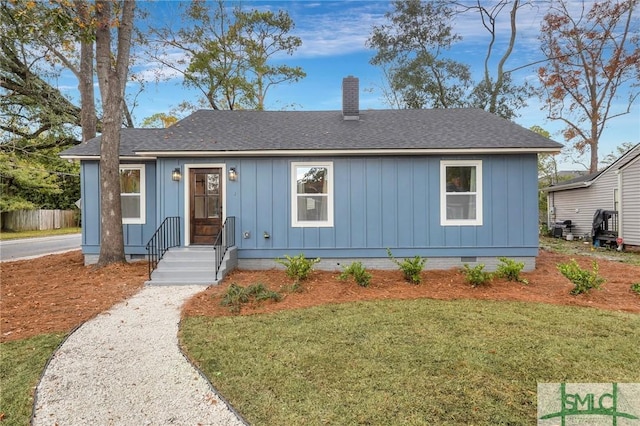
[[145, 246, 237, 286]]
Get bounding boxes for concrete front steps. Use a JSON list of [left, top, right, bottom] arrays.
[[145, 246, 237, 286]]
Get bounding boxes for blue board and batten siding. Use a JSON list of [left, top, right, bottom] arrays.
[[80, 154, 539, 266], [162, 154, 538, 261], [80, 161, 157, 257]]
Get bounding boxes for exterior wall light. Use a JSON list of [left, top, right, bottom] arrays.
[[172, 167, 182, 181], [228, 167, 238, 181]]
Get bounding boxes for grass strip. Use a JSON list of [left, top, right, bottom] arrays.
[[0, 334, 66, 425], [0, 228, 81, 241], [181, 299, 640, 425], [539, 236, 640, 266]]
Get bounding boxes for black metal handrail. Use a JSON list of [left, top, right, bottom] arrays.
[[145, 216, 181, 280], [214, 216, 236, 280]]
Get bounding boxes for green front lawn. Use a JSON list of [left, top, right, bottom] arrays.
[[0, 334, 66, 425], [181, 299, 640, 425]]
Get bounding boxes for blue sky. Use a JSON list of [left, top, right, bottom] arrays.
[[96, 1, 640, 169]]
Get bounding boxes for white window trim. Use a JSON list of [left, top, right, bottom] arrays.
[[120, 164, 146, 225], [440, 160, 483, 226], [291, 161, 334, 227]]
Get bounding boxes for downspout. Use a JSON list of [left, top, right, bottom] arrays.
[[616, 170, 623, 249], [547, 192, 555, 226]]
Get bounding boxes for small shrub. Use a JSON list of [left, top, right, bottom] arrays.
[[630, 283, 640, 295], [246, 283, 282, 303], [281, 281, 303, 294], [557, 259, 605, 295], [495, 257, 528, 284], [387, 248, 426, 284], [339, 262, 372, 287], [463, 264, 492, 287], [275, 253, 320, 282], [220, 282, 281, 313], [220, 283, 249, 312]]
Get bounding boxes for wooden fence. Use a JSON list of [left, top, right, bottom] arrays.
[[1, 209, 77, 231]]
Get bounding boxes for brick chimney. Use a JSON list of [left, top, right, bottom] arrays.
[[342, 76, 359, 120]]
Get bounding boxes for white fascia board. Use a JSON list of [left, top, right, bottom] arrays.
[[542, 181, 592, 192], [59, 155, 99, 160], [120, 156, 157, 161], [134, 147, 561, 157]]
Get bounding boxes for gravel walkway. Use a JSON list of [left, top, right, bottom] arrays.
[[33, 285, 246, 426]]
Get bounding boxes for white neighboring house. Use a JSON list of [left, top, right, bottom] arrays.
[[543, 143, 640, 247]]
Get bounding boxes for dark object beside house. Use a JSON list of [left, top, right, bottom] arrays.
[[553, 220, 573, 238], [591, 210, 619, 247]]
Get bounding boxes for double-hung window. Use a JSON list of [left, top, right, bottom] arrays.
[[291, 162, 333, 227], [441, 160, 482, 226], [120, 164, 145, 224]]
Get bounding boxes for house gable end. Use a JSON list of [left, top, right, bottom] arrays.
[[546, 144, 640, 193]]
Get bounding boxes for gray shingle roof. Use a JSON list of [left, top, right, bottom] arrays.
[[60, 108, 563, 158], [63, 128, 165, 157], [552, 171, 602, 187]]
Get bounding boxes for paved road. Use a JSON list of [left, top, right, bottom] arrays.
[[0, 234, 81, 262]]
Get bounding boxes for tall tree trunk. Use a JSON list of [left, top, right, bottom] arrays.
[[489, 0, 518, 115], [590, 125, 598, 173], [95, 0, 135, 266], [75, 0, 97, 142]]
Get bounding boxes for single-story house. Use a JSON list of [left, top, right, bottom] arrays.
[[61, 77, 562, 275], [543, 143, 640, 247]]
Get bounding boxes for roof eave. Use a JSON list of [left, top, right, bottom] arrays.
[[134, 147, 561, 157], [59, 155, 156, 161], [61, 147, 561, 160], [542, 181, 593, 192]]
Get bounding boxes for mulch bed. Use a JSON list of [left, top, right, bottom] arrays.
[[1, 249, 638, 343]]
